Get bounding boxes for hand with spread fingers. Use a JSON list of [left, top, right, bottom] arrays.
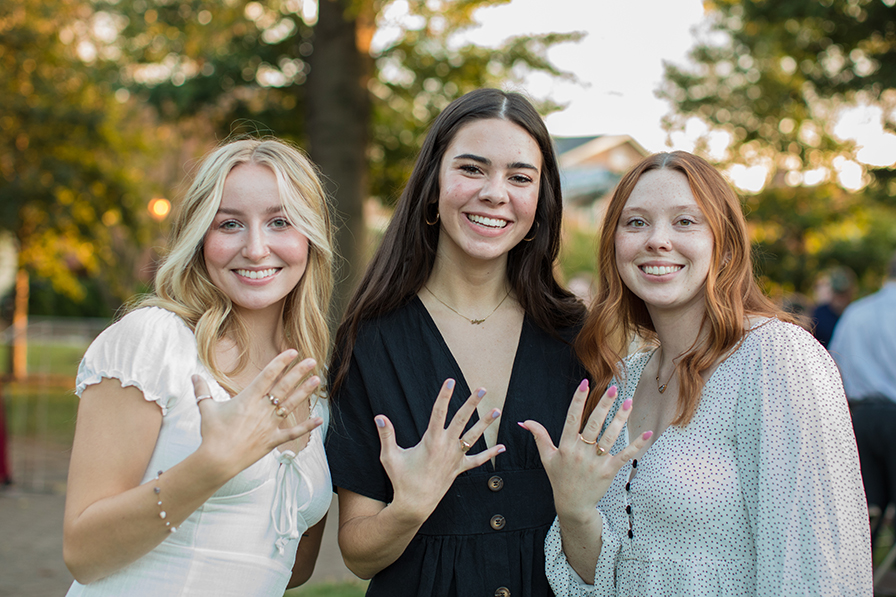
[[374, 378, 505, 524], [520, 379, 652, 583], [192, 350, 324, 478]]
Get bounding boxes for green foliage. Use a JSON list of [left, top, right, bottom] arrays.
[[0, 0, 159, 303], [660, 0, 896, 295]]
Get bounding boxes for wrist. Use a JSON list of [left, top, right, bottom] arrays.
[[556, 502, 601, 529]]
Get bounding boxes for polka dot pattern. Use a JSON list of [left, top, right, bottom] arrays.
[[545, 318, 872, 596]]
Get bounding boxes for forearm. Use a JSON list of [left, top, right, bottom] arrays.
[[338, 501, 427, 579], [557, 508, 604, 585], [63, 446, 233, 584]]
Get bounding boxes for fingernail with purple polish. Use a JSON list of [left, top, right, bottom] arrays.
[[446, 379, 455, 389], [477, 388, 486, 398], [375, 417, 385, 428], [497, 445, 506, 454], [492, 409, 501, 419], [622, 399, 633, 411]]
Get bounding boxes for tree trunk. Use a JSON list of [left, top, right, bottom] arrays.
[[306, 0, 372, 321], [12, 267, 28, 380]]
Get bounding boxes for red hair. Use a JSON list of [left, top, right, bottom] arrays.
[[577, 151, 792, 425]]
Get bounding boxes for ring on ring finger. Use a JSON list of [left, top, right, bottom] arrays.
[[275, 407, 288, 418], [595, 445, 608, 457], [578, 434, 597, 445], [459, 438, 472, 453], [267, 394, 280, 406]]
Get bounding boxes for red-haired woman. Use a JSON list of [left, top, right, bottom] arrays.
[[522, 151, 871, 595]]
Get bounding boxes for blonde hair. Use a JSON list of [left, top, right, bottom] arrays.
[[138, 137, 334, 394], [577, 151, 792, 425]]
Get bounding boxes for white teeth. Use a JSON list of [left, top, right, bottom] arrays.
[[642, 265, 682, 276], [235, 268, 278, 280], [468, 214, 508, 229]]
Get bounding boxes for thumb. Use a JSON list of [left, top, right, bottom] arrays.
[[192, 374, 214, 414], [518, 420, 556, 464]]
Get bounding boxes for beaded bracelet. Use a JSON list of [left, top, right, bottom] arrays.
[[153, 470, 177, 533]]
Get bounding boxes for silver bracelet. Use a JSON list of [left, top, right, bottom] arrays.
[[153, 470, 177, 533]]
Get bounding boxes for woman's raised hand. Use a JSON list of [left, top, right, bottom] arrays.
[[374, 378, 505, 523], [191, 350, 323, 478], [520, 380, 652, 524]]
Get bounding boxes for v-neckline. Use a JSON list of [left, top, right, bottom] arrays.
[[411, 295, 527, 465]]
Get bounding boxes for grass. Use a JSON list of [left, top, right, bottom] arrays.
[[284, 580, 369, 596]]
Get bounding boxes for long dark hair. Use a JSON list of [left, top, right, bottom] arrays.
[[331, 88, 584, 393]]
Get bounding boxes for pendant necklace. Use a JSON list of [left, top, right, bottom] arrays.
[[424, 285, 510, 325], [654, 346, 676, 394]]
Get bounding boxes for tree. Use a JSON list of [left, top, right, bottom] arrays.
[[659, 0, 896, 295], [0, 0, 158, 376], [97, 0, 580, 315]]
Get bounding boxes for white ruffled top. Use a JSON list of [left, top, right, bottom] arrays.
[[66, 307, 332, 597]]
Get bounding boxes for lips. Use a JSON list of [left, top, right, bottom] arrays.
[[235, 268, 279, 280], [641, 265, 683, 275], [467, 214, 508, 229]]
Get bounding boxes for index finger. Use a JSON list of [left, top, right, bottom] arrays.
[[244, 349, 299, 397]]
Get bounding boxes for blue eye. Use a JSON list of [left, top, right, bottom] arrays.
[[271, 217, 291, 229], [220, 220, 241, 230]]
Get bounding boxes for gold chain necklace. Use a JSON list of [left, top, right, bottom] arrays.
[[653, 346, 676, 394], [424, 286, 510, 325]]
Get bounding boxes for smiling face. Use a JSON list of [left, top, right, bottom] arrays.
[[203, 162, 309, 317], [615, 168, 715, 318], [435, 118, 541, 267]]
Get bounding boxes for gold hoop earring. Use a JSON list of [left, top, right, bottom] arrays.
[[425, 207, 440, 226], [523, 221, 539, 242]]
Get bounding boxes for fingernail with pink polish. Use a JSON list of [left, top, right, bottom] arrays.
[[607, 385, 618, 398], [375, 417, 385, 428], [642, 431, 653, 440], [517, 421, 528, 429], [622, 399, 633, 411], [578, 379, 589, 392]]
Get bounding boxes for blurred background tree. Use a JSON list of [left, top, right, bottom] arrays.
[[93, 0, 580, 314], [660, 0, 896, 296], [0, 0, 167, 376]]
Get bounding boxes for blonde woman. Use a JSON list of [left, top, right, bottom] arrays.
[[63, 137, 334, 596]]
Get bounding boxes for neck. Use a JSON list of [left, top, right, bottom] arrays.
[[648, 304, 707, 368], [426, 254, 511, 309], [231, 303, 287, 362]]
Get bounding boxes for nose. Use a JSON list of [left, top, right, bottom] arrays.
[[242, 227, 271, 261], [478, 175, 508, 205], [646, 222, 672, 251]]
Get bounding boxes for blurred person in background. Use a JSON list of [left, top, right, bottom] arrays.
[[63, 138, 334, 596], [811, 265, 857, 348], [829, 251, 896, 540]]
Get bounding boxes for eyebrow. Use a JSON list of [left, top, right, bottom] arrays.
[[453, 153, 539, 172], [215, 204, 285, 216]]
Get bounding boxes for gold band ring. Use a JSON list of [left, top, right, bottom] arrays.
[[595, 446, 608, 457], [267, 394, 280, 406], [275, 407, 288, 418], [578, 434, 597, 445], [459, 439, 472, 453]]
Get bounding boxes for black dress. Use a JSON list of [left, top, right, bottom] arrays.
[[326, 297, 587, 597]]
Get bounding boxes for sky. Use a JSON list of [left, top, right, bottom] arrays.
[[458, 0, 708, 152]]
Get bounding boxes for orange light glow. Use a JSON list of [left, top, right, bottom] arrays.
[[148, 198, 171, 221]]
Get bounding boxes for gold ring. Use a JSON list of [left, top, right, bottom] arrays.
[[267, 394, 280, 406], [276, 407, 288, 418], [196, 394, 212, 403], [459, 439, 472, 453], [596, 446, 608, 457], [578, 434, 597, 445]]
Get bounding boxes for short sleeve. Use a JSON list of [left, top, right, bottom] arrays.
[[76, 307, 200, 416], [735, 320, 872, 595], [326, 342, 393, 502]]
